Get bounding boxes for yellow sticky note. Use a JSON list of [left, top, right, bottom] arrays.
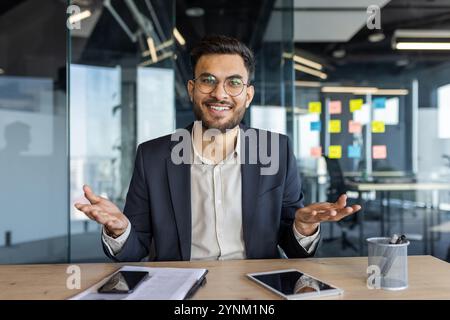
[[329, 145, 342, 159], [329, 120, 341, 133], [350, 99, 363, 112], [372, 121, 385, 133], [308, 101, 322, 113]]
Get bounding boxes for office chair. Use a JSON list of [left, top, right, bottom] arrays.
[[322, 155, 359, 252]]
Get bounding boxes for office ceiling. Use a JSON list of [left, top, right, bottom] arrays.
[[265, 0, 391, 42], [291, 0, 450, 82], [176, 0, 275, 51], [1, 0, 450, 84]]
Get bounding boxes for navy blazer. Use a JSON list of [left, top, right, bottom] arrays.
[[104, 123, 319, 262]]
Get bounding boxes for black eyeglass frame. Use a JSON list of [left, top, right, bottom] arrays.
[[191, 75, 250, 97]]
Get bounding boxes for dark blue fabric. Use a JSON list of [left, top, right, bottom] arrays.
[[104, 123, 319, 262]]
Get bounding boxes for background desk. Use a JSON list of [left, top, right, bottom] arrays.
[[0, 256, 449, 300], [346, 181, 450, 255]]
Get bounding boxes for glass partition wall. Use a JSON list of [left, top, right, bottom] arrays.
[[291, 0, 450, 259], [1, 0, 449, 264], [68, 0, 176, 262], [0, 0, 69, 264]]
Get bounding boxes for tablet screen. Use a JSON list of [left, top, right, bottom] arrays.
[[252, 270, 337, 295]]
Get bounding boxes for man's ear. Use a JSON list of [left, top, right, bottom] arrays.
[[187, 80, 194, 102], [245, 85, 255, 108]]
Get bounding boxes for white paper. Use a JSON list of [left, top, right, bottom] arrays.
[[69, 265, 207, 300]]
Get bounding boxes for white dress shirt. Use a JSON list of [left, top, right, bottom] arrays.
[[103, 121, 320, 259]]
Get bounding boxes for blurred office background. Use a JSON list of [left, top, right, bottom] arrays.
[[0, 0, 449, 264]]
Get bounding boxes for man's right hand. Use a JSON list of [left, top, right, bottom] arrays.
[[74, 185, 129, 238]]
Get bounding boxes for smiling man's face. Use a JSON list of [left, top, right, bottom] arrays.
[[188, 54, 254, 132]]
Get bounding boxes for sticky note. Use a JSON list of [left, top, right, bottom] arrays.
[[373, 97, 387, 109], [372, 121, 385, 133], [310, 121, 321, 131], [310, 146, 322, 158], [329, 101, 342, 114], [329, 120, 341, 133], [350, 99, 364, 112], [329, 145, 342, 159], [348, 145, 361, 158], [348, 120, 362, 134], [373, 145, 387, 159], [308, 101, 322, 113]]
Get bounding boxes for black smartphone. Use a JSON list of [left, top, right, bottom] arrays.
[[97, 271, 150, 294]]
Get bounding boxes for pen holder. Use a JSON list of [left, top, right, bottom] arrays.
[[367, 237, 410, 291]]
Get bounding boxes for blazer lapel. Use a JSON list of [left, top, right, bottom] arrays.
[[240, 124, 261, 258], [166, 124, 194, 261], [166, 159, 191, 260]]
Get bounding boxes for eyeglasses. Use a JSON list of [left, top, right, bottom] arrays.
[[192, 74, 249, 97]]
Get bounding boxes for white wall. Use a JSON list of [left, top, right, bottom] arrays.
[[417, 108, 450, 180]]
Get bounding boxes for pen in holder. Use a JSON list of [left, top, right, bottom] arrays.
[[367, 237, 410, 290]]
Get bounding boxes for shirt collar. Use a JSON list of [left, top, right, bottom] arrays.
[[191, 120, 240, 165]]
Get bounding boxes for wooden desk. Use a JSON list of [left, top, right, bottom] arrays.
[[0, 256, 449, 300]]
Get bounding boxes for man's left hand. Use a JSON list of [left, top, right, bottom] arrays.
[[294, 194, 362, 236]]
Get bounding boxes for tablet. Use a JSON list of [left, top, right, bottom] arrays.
[[247, 269, 343, 300]]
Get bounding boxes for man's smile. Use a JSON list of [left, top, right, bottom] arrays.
[[204, 102, 233, 115]]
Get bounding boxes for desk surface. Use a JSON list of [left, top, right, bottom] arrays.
[[0, 256, 449, 300]]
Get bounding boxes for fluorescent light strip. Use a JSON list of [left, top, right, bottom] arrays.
[[295, 81, 322, 87], [394, 30, 450, 38], [321, 86, 408, 96], [173, 28, 186, 46], [395, 42, 450, 50], [146, 37, 158, 63], [156, 39, 174, 51], [142, 39, 174, 57], [293, 55, 323, 70], [140, 51, 173, 67], [294, 64, 327, 80], [373, 89, 409, 95], [68, 10, 92, 24], [322, 86, 378, 94]]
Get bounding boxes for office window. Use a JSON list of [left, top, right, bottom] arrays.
[[374, 97, 399, 126], [70, 64, 122, 231], [250, 106, 287, 135], [68, 0, 176, 262], [437, 83, 450, 139], [137, 67, 175, 144]]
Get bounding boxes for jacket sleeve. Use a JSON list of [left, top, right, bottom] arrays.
[[278, 136, 320, 258], [102, 144, 152, 262]]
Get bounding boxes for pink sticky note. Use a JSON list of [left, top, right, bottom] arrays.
[[329, 101, 342, 114], [348, 120, 362, 134], [373, 145, 387, 159], [310, 146, 322, 158]]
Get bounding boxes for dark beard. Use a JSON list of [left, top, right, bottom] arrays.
[[192, 98, 246, 133]]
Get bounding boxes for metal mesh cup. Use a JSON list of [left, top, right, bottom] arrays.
[[367, 237, 410, 290]]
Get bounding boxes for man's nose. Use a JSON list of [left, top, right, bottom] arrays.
[[209, 82, 229, 100]]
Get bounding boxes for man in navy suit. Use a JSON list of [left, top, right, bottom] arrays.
[[75, 35, 361, 262]]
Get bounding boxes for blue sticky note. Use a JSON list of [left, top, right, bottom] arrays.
[[373, 97, 386, 109], [310, 121, 321, 131], [348, 145, 361, 158]]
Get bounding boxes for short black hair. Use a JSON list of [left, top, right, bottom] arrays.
[[190, 35, 255, 82]]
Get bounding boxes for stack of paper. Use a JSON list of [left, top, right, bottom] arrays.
[[69, 265, 207, 300]]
